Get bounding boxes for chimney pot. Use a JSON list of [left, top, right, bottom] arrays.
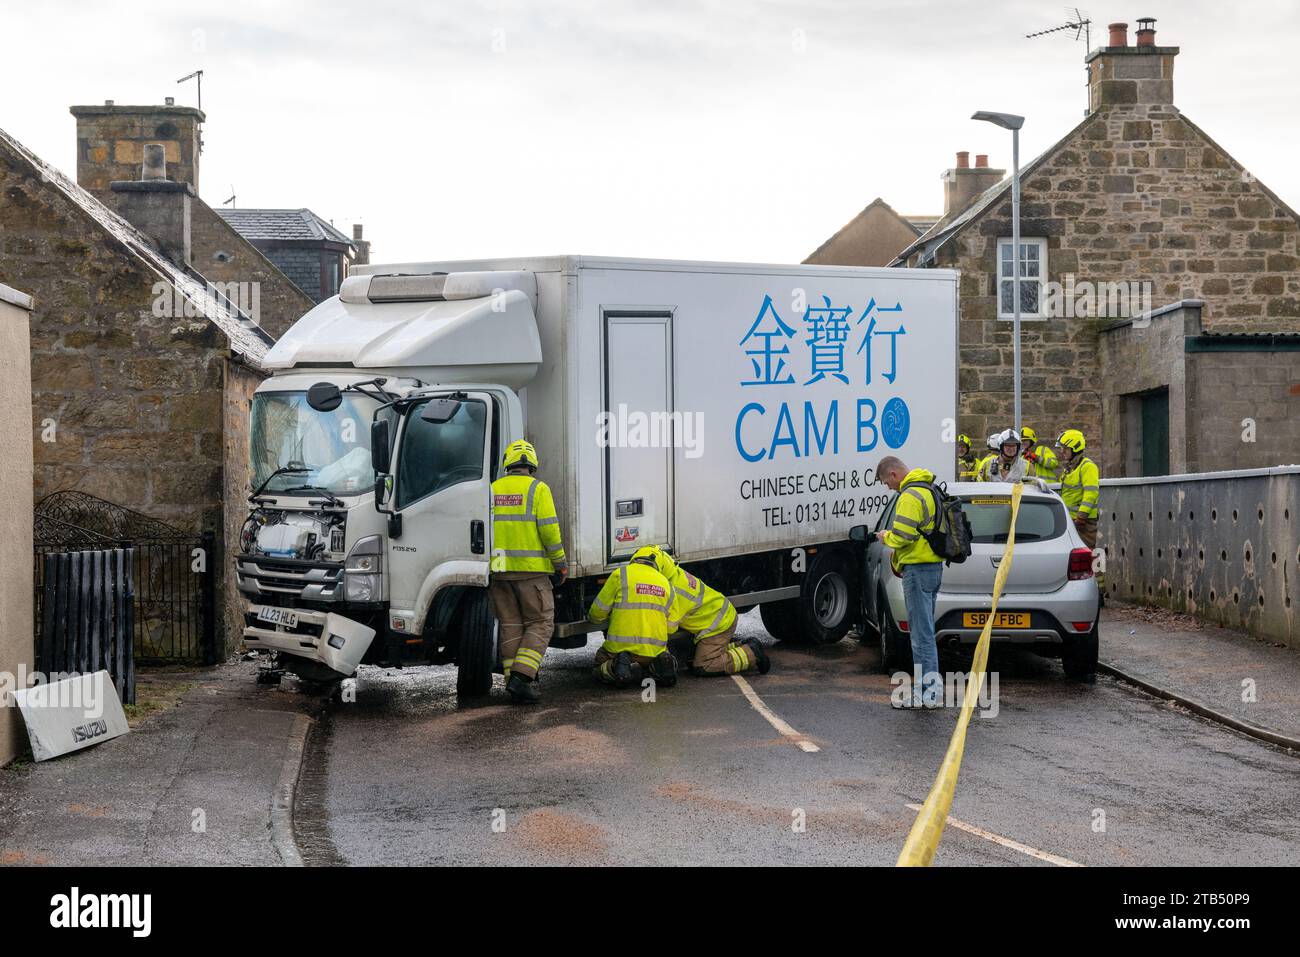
[[1108, 22, 1128, 47], [975, 154, 989, 168], [1136, 16, 1156, 46], [165, 96, 175, 106], [141, 143, 168, 181], [104, 99, 114, 106], [956, 151, 970, 169]]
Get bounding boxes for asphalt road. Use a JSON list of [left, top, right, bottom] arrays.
[[297, 612, 1300, 866]]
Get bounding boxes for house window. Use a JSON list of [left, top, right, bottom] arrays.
[[997, 238, 1047, 319]]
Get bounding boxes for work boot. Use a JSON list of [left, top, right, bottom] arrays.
[[647, 652, 678, 688], [506, 672, 541, 704], [743, 639, 771, 675], [611, 652, 643, 688]]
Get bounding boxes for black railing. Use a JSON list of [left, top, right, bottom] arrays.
[[33, 493, 217, 665]]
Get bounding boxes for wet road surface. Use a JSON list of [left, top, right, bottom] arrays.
[[297, 612, 1300, 866]]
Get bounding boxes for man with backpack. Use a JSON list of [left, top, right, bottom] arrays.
[[873, 456, 948, 708]]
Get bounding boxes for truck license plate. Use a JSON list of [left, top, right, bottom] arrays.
[[963, 611, 1030, 628], [257, 607, 298, 629]]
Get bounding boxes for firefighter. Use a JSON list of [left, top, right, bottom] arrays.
[[488, 439, 567, 704], [980, 429, 1030, 483], [588, 545, 678, 689], [956, 433, 980, 481], [975, 433, 1000, 481], [649, 546, 769, 676], [1020, 426, 1060, 481], [1056, 429, 1101, 549]]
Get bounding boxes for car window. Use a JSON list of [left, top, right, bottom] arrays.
[[958, 495, 1065, 543]]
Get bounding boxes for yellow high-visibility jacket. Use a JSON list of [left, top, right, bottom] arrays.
[[957, 455, 980, 481], [1024, 444, 1060, 481], [589, 561, 672, 657], [882, 468, 943, 572], [490, 472, 566, 574], [667, 568, 736, 641], [1060, 456, 1100, 521], [974, 454, 996, 481]]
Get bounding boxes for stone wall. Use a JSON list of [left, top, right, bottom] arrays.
[[190, 203, 315, 340], [0, 142, 225, 535], [919, 104, 1300, 472], [0, 284, 34, 766], [221, 358, 264, 653]]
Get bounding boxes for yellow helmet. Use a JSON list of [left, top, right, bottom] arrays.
[[502, 439, 538, 470], [957, 433, 972, 450], [1056, 429, 1086, 454], [1021, 426, 1037, 443], [631, 544, 669, 571]]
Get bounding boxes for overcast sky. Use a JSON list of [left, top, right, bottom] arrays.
[[4, 0, 1299, 264]]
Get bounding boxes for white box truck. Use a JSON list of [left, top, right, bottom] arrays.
[[236, 256, 958, 693]]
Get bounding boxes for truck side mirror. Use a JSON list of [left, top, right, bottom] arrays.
[[371, 419, 391, 474], [848, 525, 869, 543], [307, 381, 342, 412]]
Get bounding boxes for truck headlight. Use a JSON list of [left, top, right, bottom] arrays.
[[344, 535, 383, 602]]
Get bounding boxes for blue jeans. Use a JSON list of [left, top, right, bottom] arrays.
[[902, 562, 944, 705]]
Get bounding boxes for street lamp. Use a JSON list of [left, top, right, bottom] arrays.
[[972, 110, 1025, 434]]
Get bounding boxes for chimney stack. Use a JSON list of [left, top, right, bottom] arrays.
[[1086, 16, 1177, 112], [70, 101, 204, 196], [942, 151, 1005, 218], [351, 223, 371, 266]]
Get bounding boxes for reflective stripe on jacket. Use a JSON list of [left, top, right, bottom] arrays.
[[667, 569, 736, 641], [980, 455, 1030, 483], [957, 455, 980, 481], [1060, 456, 1100, 520], [490, 472, 566, 574], [881, 468, 943, 571], [588, 562, 671, 657]]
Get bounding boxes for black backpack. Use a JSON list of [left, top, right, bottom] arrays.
[[920, 481, 973, 565]]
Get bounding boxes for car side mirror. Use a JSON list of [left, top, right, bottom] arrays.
[[371, 419, 391, 474]]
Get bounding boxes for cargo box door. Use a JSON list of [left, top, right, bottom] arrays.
[[603, 311, 674, 563]]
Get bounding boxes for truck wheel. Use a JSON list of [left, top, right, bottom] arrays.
[[759, 599, 803, 643], [1062, 620, 1099, 682], [455, 589, 496, 698], [879, 594, 913, 675], [798, 551, 854, 645]]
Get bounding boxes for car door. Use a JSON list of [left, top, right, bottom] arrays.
[[864, 494, 899, 628]]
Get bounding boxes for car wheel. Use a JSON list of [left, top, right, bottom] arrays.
[[455, 589, 497, 697], [1062, 620, 1099, 682], [879, 592, 913, 675]]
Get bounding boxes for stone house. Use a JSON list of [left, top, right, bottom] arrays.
[[0, 101, 316, 651], [219, 207, 360, 303], [806, 197, 939, 268], [809, 19, 1300, 475]]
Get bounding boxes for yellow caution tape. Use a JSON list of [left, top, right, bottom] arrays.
[[897, 482, 1023, 867]]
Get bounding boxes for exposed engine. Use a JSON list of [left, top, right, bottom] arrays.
[[241, 509, 347, 562]]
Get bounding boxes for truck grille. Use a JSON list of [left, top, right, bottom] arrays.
[[236, 556, 344, 602]]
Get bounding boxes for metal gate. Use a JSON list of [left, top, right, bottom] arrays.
[[33, 492, 217, 664]]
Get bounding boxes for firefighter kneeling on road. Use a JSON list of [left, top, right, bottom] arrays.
[[646, 546, 769, 677], [588, 546, 678, 689], [489, 439, 567, 705]]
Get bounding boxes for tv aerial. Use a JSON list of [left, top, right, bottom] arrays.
[[1027, 8, 1093, 114]]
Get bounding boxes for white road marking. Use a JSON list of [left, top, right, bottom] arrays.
[[731, 674, 821, 753], [904, 803, 1082, 867]]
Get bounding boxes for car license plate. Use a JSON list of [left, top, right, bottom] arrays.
[[257, 607, 298, 629], [963, 611, 1030, 628]]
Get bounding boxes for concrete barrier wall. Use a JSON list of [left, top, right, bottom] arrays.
[[1100, 467, 1300, 647], [0, 284, 35, 766]]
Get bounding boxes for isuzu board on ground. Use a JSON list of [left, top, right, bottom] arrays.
[[236, 256, 958, 693]]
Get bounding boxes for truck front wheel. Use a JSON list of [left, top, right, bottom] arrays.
[[455, 589, 497, 698]]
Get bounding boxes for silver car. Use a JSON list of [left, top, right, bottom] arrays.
[[852, 481, 1101, 680]]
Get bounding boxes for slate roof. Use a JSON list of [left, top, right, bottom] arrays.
[[218, 208, 355, 247], [0, 125, 274, 364]]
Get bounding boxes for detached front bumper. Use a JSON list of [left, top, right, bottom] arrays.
[[243, 605, 376, 678]]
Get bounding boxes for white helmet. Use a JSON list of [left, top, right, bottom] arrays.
[[995, 428, 1022, 455]]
